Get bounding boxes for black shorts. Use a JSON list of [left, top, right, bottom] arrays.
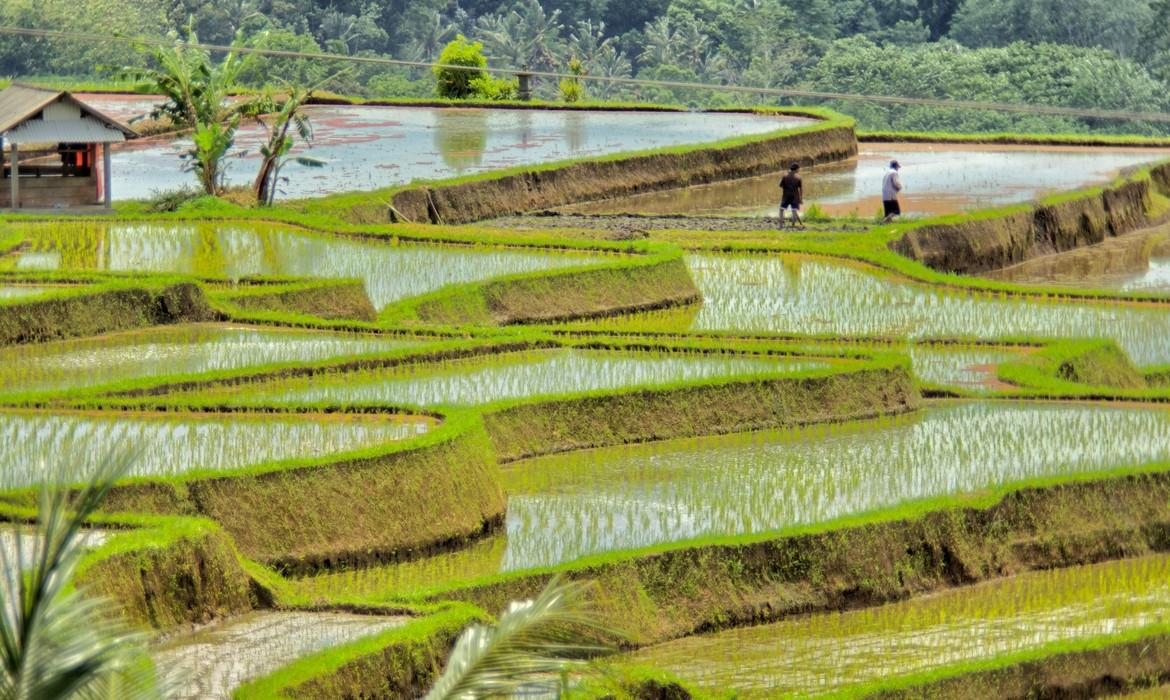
[[883, 199, 901, 216], [780, 197, 800, 211]]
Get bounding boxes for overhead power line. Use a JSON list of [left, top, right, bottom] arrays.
[[2, 25, 1170, 124]]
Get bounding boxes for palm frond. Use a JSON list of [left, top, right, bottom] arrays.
[[424, 577, 614, 700], [0, 454, 159, 700]]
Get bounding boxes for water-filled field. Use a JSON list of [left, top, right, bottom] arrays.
[[623, 554, 1170, 698], [562, 144, 1170, 218], [0, 285, 72, 301], [0, 409, 431, 486], [104, 105, 807, 200], [5, 222, 602, 309], [0, 525, 108, 570], [193, 348, 826, 408], [151, 611, 405, 700], [908, 345, 1025, 392], [0, 324, 422, 398], [678, 254, 1170, 366], [295, 402, 1170, 597], [987, 226, 1170, 294]]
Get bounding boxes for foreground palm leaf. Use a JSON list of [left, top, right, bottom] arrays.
[[424, 577, 613, 700], [0, 456, 158, 700]]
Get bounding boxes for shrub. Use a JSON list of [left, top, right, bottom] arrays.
[[146, 186, 202, 213], [559, 57, 586, 103], [469, 74, 519, 100], [434, 35, 488, 98]]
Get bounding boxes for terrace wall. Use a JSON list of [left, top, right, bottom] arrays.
[[385, 120, 858, 225], [890, 161, 1170, 275]]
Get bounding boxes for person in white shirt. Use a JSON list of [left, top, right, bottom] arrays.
[[881, 160, 903, 223]]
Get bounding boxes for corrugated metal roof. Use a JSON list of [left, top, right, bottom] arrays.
[[0, 83, 137, 139], [6, 116, 127, 145]]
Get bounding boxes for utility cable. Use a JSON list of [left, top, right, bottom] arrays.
[[1, 25, 1169, 124]]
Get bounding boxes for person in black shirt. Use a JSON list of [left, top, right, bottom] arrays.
[[779, 163, 805, 230]]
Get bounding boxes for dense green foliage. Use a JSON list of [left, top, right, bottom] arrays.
[[3, 0, 1170, 133]]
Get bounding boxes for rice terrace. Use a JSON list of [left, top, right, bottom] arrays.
[[6, 4, 1170, 698]]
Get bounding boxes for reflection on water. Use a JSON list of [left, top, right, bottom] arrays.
[[152, 611, 405, 700], [0, 323, 420, 397], [209, 349, 821, 408], [8, 222, 602, 309], [110, 106, 806, 200], [295, 403, 1170, 598], [988, 226, 1170, 293], [435, 108, 488, 172], [0, 409, 431, 485], [0, 526, 108, 569], [684, 254, 1170, 366], [624, 555, 1170, 698], [567, 143, 1170, 218]]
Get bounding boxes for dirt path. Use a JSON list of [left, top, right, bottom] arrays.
[[484, 212, 872, 234]]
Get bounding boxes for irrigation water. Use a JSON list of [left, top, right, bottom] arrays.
[[295, 401, 1170, 597], [622, 553, 1170, 698], [0, 524, 109, 570], [0, 323, 423, 398], [151, 611, 406, 700], [193, 348, 828, 408], [610, 253, 1170, 366], [562, 143, 1170, 218], [5, 221, 603, 309], [0, 285, 73, 301], [106, 105, 809, 200], [908, 344, 1026, 392], [0, 409, 432, 486]]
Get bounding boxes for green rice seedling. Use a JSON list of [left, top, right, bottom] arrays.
[[622, 554, 1170, 698], [7, 222, 604, 309], [214, 348, 824, 409], [0, 323, 421, 399], [0, 409, 431, 487], [295, 402, 1170, 594], [151, 611, 406, 700], [684, 254, 1170, 366]]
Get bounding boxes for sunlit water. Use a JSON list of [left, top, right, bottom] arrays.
[[683, 254, 1170, 366], [565, 144, 1170, 218], [0, 324, 422, 397], [624, 554, 1170, 698], [151, 611, 406, 700], [0, 285, 69, 301], [908, 345, 1025, 392], [0, 525, 109, 570], [0, 410, 431, 486], [108, 105, 807, 200], [6, 222, 602, 309], [204, 349, 825, 408], [295, 402, 1170, 597]]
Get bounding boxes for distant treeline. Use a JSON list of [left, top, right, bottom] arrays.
[[2, 0, 1170, 134]]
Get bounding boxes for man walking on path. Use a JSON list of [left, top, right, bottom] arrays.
[[882, 160, 903, 223], [779, 162, 805, 230]]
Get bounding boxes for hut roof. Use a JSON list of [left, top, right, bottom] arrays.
[[0, 84, 137, 144]]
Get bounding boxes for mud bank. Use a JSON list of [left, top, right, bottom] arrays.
[[891, 161, 1170, 274], [384, 120, 858, 225]]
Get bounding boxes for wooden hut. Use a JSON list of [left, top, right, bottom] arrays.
[[0, 84, 137, 210]]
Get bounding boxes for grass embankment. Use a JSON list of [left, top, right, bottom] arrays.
[[859, 130, 1170, 148], [0, 279, 217, 345], [210, 279, 378, 322]]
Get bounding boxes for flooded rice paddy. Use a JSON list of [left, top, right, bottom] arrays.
[[665, 254, 1170, 366], [0, 525, 109, 570], [102, 104, 806, 200], [0, 285, 72, 301], [295, 402, 1170, 596], [0, 409, 431, 487], [908, 344, 1026, 392], [5, 222, 602, 309], [196, 348, 826, 408], [562, 143, 1170, 218], [987, 226, 1170, 294], [623, 554, 1170, 698], [151, 611, 406, 700], [0, 324, 421, 397]]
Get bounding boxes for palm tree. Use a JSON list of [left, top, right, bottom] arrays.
[[592, 45, 633, 99], [409, 14, 458, 62], [639, 16, 679, 68], [245, 87, 327, 206], [567, 20, 612, 65], [0, 458, 158, 699], [424, 577, 614, 700]]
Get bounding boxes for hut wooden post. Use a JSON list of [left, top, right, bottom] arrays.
[[9, 141, 17, 209], [102, 144, 112, 207]]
